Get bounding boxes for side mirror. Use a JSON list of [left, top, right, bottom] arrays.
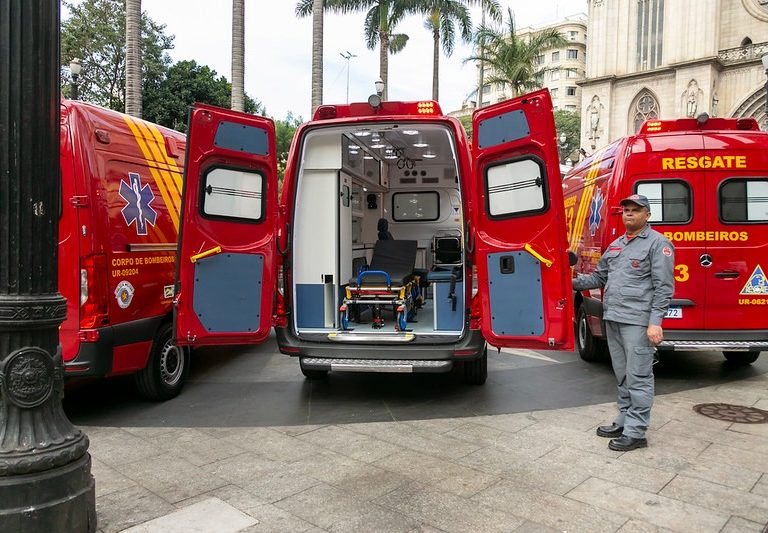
[[568, 251, 578, 267]]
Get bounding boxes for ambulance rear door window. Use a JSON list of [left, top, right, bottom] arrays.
[[635, 180, 691, 223], [720, 178, 768, 223], [200, 166, 265, 222]]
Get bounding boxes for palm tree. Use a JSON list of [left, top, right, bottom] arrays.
[[298, 0, 423, 101], [231, 0, 245, 112], [467, 8, 567, 99], [125, 0, 142, 117], [422, 0, 500, 102]]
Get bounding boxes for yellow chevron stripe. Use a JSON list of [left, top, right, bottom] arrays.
[[569, 147, 608, 250], [123, 116, 180, 232], [130, 119, 183, 213]]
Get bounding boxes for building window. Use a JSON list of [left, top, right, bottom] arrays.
[[636, 0, 664, 70], [565, 104, 577, 111], [535, 54, 544, 65], [631, 90, 660, 133], [566, 69, 578, 78], [551, 88, 558, 97], [551, 51, 560, 62], [482, 84, 491, 94], [568, 30, 578, 41], [496, 82, 506, 91], [551, 70, 560, 81], [567, 49, 578, 60], [566, 86, 577, 96]]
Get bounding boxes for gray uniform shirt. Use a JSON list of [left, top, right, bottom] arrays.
[[572, 225, 675, 327]]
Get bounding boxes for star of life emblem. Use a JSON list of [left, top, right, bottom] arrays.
[[740, 265, 768, 295], [588, 188, 604, 236], [119, 172, 157, 236]]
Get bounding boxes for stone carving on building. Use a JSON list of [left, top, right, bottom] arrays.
[[742, 0, 768, 21], [681, 79, 704, 117], [586, 94, 604, 148]]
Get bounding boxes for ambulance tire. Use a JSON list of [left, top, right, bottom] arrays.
[[576, 305, 608, 362], [723, 351, 760, 365], [463, 346, 488, 385], [300, 359, 329, 380], [134, 323, 190, 401]]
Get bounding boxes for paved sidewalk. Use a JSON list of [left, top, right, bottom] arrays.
[[87, 373, 768, 533]]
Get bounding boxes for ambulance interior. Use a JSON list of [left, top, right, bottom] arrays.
[[292, 122, 466, 339]]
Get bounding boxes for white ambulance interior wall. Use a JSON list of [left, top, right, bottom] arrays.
[[382, 163, 463, 271], [293, 134, 343, 329]]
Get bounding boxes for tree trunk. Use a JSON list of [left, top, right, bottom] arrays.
[[432, 26, 440, 102], [125, 0, 142, 117], [311, 0, 323, 112], [476, 9, 485, 109], [380, 30, 389, 100], [231, 0, 244, 112]]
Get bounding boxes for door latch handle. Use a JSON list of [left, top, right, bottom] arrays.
[[190, 246, 222, 263], [714, 271, 739, 279], [524, 243, 553, 268]]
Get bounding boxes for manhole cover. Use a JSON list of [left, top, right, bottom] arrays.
[[693, 403, 768, 424]]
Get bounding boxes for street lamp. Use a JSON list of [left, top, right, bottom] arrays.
[[761, 54, 768, 130], [340, 51, 356, 104], [69, 58, 82, 100], [559, 132, 569, 163], [375, 78, 384, 98]]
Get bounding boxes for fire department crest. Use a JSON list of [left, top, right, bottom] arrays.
[[588, 189, 604, 236], [119, 172, 157, 236], [115, 280, 136, 308], [740, 265, 768, 295]]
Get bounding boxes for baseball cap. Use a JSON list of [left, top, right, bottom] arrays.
[[620, 194, 651, 210]]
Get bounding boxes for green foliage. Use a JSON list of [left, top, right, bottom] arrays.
[[554, 109, 582, 163], [61, 0, 173, 111], [458, 114, 473, 139], [143, 60, 264, 132], [275, 113, 304, 182], [466, 8, 567, 97]]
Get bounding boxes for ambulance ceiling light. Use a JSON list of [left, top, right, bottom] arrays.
[[353, 129, 371, 137], [402, 129, 419, 135], [422, 150, 437, 159], [348, 143, 360, 150], [363, 154, 374, 160], [413, 136, 429, 148]]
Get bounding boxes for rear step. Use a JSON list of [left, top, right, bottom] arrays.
[[327, 332, 415, 343], [300, 357, 452, 373]]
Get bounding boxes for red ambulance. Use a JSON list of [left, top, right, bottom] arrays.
[[60, 99, 190, 399], [174, 90, 574, 384], [565, 115, 768, 365]]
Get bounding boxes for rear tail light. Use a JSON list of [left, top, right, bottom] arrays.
[[80, 253, 109, 329]]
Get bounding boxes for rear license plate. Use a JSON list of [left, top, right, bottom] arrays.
[[665, 306, 683, 319]]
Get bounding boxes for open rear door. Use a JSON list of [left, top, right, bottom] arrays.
[[175, 104, 278, 346], [472, 89, 574, 350]]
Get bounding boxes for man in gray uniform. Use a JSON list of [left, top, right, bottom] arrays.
[[573, 194, 675, 451]]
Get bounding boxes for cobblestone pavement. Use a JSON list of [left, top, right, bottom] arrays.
[[65, 342, 768, 533]]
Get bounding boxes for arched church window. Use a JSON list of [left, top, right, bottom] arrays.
[[741, 37, 753, 46], [631, 91, 659, 133]]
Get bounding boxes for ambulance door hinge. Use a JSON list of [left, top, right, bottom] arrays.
[[70, 195, 89, 207], [548, 337, 555, 347]]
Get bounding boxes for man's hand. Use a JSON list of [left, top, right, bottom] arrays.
[[647, 324, 663, 345]]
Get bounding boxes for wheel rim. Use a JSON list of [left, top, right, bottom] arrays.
[[577, 314, 587, 350], [160, 341, 183, 387]]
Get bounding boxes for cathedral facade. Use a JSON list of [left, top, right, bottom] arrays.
[[580, 0, 768, 151]]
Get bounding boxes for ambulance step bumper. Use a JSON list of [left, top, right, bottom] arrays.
[[300, 357, 452, 373], [659, 340, 768, 351], [327, 332, 415, 343]]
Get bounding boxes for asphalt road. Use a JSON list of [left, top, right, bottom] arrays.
[[63, 335, 768, 429]]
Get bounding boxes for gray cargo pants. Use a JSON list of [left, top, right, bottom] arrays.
[[604, 320, 656, 439]]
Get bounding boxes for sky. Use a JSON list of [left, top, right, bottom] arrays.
[[141, 0, 587, 121]]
